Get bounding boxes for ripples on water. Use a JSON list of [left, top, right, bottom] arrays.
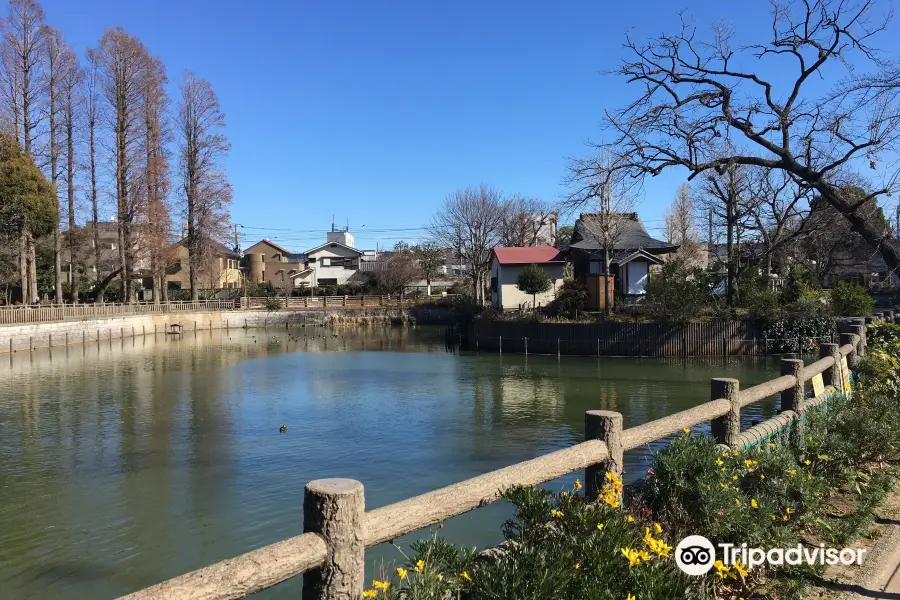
[[0, 326, 784, 599]]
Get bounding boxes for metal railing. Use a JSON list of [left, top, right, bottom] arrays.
[[0, 300, 238, 325], [117, 315, 892, 600]]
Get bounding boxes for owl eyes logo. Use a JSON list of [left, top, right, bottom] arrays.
[[675, 535, 716, 575]]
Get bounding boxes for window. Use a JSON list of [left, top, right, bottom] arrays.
[[320, 258, 331, 266], [318, 278, 337, 286], [589, 261, 603, 275]]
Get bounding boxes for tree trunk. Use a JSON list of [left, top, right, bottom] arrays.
[[27, 234, 38, 303], [426, 279, 431, 296], [818, 184, 900, 272], [19, 230, 28, 304], [603, 247, 611, 317], [726, 197, 735, 307], [54, 230, 62, 302]]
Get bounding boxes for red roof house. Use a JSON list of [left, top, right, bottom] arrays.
[[490, 246, 567, 311]]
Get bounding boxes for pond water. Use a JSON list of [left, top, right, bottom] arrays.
[[0, 325, 785, 599]]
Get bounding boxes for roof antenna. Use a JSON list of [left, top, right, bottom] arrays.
[[332, 215, 335, 232]]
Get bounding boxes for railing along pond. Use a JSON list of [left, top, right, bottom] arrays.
[[239, 294, 455, 310], [119, 313, 897, 600], [0, 300, 238, 325]]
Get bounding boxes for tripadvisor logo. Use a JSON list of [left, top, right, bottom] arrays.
[[674, 534, 867, 576]]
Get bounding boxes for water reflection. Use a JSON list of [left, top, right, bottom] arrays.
[[0, 327, 784, 599]]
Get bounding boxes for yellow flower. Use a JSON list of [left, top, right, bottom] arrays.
[[768, 442, 776, 449], [551, 509, 565, 519], [785, 507, 792, 515], [713, 560, 730, 579], [626, 594, 636, 600], [732, 475, 738, 481], [732, 450, 740, 456], [760, 473, 766, 479], [735, 498, 741, 506], [597, 523, 605, 530], [436, 574, 443, 581], [575, 562, 581, 569], [626, 515, 634, 522], [363, 590, 377, 598], [788, 469, 797, 476], [683, 427, 690, 433], [783, 514, 789, 521], [415, 560, 425, 572], [804, 459, 811, 466], [372, 580, 390, 591], [653, 522, 663, 534], [771, 514, 777, 521], [844, 384, 851, 391], [751, 499, 758, 509], [817, 454, 831, 461], [638, 549, 651, 561], [461, 571, 472, 582], [733, 560, 749, 577], [574, 478, 582, 490], [720, 482, 729, 489], [716, 458, 724, 466], [396, 567, 408, 580], [621, 547, 643, 567]]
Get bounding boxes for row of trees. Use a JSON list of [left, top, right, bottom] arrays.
[[429, 185, 558, 303], [0, 0, 232, 304]]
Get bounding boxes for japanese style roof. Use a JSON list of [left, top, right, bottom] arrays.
[[611, 248, 665, 266], [569, 213, 678, 254], [492, 246, 565, 265]]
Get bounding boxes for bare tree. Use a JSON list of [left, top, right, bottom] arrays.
[[369, 251, 420, 296], [141, 55, 170, 304], [664, 183, 701, 263], [43, 25, 65, 302], [412, 242, 444, 296], [90, 28, 149, 303], [499, 196, 557, 247], [57, 42, 80, 302], [430, 185, 503, 304], [177, 71, 232, 301], [0, 0, 46, 302], [85, 49, 100, 293], [567, 153, 636, 315], [585, 0, 900, 274]]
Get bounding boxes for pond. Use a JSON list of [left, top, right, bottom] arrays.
[[0, 325, 785, 599]]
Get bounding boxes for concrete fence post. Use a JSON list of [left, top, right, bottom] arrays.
[[852, 324, 866, 358], [820, 343, 841, 390], [710, 378, 741, 448], [780, 358, 805, 445], [585, 410, 623, 501], [840, 332, 857, 367], [302, 478, 365, 600]]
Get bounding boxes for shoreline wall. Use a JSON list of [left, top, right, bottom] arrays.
[[0, 307, 455, 354]]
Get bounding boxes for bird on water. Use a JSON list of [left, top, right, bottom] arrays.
[[279, 424, 287, 433]]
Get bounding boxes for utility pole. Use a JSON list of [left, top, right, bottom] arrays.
[[234, 223, 240, 253]]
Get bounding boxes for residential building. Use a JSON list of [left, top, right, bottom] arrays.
[[243, 239, 307, 290], [490, 246, 566, 311], [165, 238, 242, 290], [291, 228, 367, 288], [565, 213, 679, 309]]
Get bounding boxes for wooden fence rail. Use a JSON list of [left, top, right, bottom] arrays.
[[118, 315, 894, 600], [239, 295, 456, 310], [0, 300, 238, 325]]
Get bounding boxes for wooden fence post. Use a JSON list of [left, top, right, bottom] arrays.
[[780, 358, 805, 445], [820, 343, 841, 389], [584, 410, 623, 501], [302, 478, 365, 600], [852, 323, 866, 358], [710, 378, 741, 448]]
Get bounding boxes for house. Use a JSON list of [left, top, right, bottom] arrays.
[[165, 238, 242, 290], [566, 213, 679, 309], [290, 228, 367, 288], [490, 246, 566, 311], [243, 239, 307, 290]]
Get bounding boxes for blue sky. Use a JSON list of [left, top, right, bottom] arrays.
[[40, 0, 900, 252]]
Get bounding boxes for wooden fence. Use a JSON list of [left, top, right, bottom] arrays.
[[239, 294, 455, 310], [471, 319, 846, 357], [117, 315, 896, 600], [0, 300, 238, 325]]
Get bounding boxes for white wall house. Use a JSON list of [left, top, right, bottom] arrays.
[[291, 229, 365, 288], [491, 247, 566, 311]]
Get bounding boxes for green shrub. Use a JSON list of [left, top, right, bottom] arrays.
[[516, 263, 553, 309], [867, 322, 900, 355], [762, 317, 836, 353], [547, 279, 588, 318], [264, 296, 282, 311], [830, 281, 874, 316], [644, 261, 711, 323]]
